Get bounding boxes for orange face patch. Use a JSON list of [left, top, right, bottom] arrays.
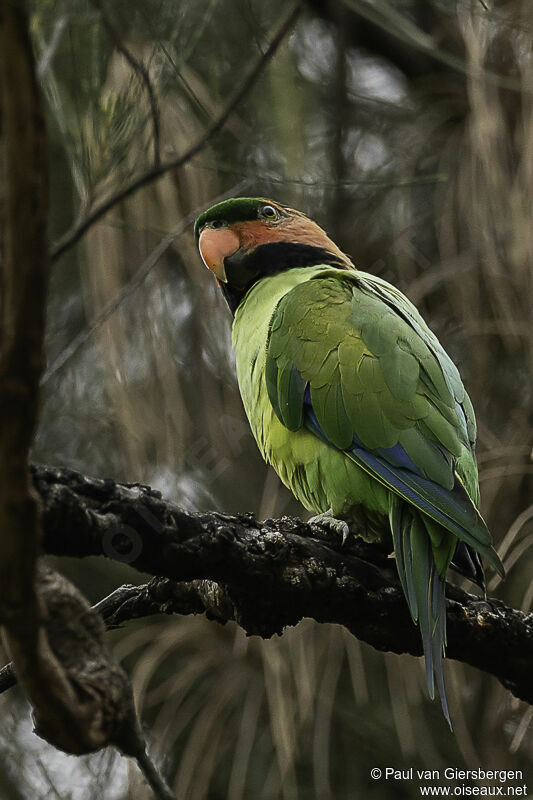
[[231, 219, 288, 251], [198, 227, 240, 281], [232, 216, 350, 263]]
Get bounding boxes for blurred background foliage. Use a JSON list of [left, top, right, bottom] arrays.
[[1, 0, 532, 797]]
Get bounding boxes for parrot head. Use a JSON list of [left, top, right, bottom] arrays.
[[195, 197, 353, 311]]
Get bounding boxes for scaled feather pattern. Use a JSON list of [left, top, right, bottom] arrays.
[[195, 197, 504, 727]]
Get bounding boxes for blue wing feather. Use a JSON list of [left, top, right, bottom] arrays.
[[303, 386, 503, 575]]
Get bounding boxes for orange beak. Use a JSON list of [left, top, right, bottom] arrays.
[[198, 227, 240, 283]]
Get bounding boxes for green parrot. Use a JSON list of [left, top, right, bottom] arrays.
[[194, 196, 504, 724]]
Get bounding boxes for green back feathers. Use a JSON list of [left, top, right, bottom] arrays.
[[259, 264, 505, 725], [231, 261, 504, 724], [265, 267, 503, 576]]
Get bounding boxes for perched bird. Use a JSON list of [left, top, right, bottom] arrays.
[[194, 197, 504, 724]]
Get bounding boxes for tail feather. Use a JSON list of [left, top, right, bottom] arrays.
[[449, 541, 486, 592], [430, 567, 450, 723], [344, 444, 504, 579], [409, 517, 436, 700], [390, 497, 452, 728]]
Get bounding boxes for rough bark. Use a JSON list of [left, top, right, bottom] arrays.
[[0, 0, 48, 628], [32, 462, 533, 706], [0, 3, 138, 756], [0, 14, 174, 798]]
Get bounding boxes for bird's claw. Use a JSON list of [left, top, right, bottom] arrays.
[[309, 509, 351, 546]]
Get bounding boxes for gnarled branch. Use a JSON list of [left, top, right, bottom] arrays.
[[0, 10, 174, 795], [31, 463, 533, 706]]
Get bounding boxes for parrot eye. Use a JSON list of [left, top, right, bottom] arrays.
[[259, 205, 279, 221], [210, 219, 227, 229]]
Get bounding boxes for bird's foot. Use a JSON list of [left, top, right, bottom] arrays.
[[308, 509, 351, 546]]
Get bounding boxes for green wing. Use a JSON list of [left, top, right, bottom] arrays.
[[265, 269, 501, 570], [265, 268, 503, 722]]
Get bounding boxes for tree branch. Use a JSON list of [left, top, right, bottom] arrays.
[[0, 11, 175, 795], [49, 1, 302, 264], [0, 0, 52, 719], [0, 0, 135, 757], [0, 577, 233, 694], [32, 463, 533, 706]]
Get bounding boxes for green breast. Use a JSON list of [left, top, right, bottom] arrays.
[[232, 268, 389, 536]]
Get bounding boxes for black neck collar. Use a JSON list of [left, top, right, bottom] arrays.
[[220, 241, 349, 314]]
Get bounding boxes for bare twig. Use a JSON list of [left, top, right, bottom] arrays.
[[41, 180, 250, 385], [91, 0, 162, 167], [0, 577, 232, 695], [49, 1, 302, 264], [135, 749, 175, 800], [37, 13, 69, 79], [0, 663, 17, 693]]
